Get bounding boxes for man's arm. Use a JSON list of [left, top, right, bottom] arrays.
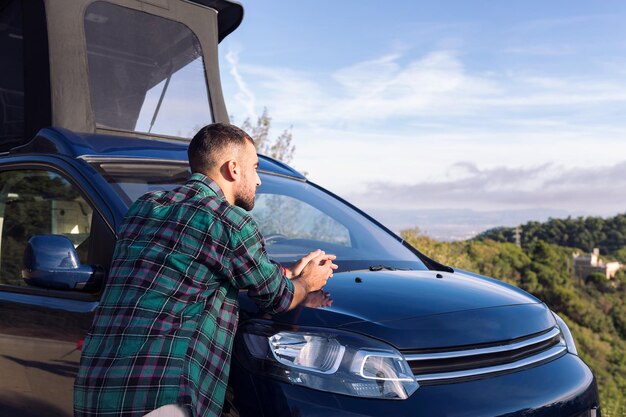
[[227, 216, 335, 314]]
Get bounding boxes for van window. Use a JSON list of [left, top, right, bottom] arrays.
[[84, 2, 212, 138], [90, 160, 428, 272], [0, 0, 24, 144], [253, 194, 352, 247], [0, 170, 93, 286]]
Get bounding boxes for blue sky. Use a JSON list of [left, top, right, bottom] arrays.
[[218, 1, 626, 237]]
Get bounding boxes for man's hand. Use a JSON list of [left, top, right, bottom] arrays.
[[287, 250, 337, 310], [285, 249, 326, 278], [297, 251, 337, 292]]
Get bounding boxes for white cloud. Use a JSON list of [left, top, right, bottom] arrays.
[[221, 47, 626, 217], [288, 123, 626, 199], [224, 47, 626, 131], [345, 161, 626, 215], [225, 48, 258, 121], [225, 49, 505, 127]]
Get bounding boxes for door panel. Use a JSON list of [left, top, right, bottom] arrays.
[[0, 167, 101, 416], [0, 295, 95, 417]]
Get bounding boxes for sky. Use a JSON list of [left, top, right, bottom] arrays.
[[217, 0, 626, 239]]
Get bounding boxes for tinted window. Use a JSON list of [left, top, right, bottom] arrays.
[[84, 2, 212, 138], [94, 161, 190, 206], [0, 170, 93, 286], [0, 0, 24, 143]]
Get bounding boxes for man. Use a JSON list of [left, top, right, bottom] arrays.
[[74, 123, 337, 417]]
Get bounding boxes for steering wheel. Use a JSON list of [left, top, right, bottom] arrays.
[[264, 234, 289, 244]]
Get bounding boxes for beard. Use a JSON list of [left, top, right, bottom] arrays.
[[234, 193, 255, 211], [234, 182, 256, 211]]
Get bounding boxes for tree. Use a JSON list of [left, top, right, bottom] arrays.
[[240, 108, 295, 164]]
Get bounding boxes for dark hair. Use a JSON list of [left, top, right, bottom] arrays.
[[188, 123, 255, 173]]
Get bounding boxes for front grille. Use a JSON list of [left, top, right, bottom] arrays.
[[402, 327, 567, 384]]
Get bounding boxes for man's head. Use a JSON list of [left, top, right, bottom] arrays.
[[188, 123, 261, 210]]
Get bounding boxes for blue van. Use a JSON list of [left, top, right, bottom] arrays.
[[0, 0, 601, 416]]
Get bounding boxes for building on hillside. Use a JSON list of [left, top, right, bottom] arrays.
[[572, 248, 622, 280]]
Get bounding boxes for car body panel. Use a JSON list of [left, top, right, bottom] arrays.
[[0, 291, 97, 416], [240, 270, 555, 350]]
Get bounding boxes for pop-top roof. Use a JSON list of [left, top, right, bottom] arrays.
[[12, 127, 307, 180]]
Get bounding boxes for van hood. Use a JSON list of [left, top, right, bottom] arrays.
[[240, 269, 556, 350]]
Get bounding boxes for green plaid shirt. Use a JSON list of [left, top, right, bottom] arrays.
[[74, 174, 294, 417]]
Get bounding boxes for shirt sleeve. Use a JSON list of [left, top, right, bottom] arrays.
[[228, 216, 294, 315]]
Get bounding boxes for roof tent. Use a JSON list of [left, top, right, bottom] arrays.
[[0, 0, 243, 152]]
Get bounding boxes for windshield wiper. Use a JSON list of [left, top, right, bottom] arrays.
[[368, 265, 412, 272]]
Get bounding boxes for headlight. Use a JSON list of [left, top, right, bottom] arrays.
[[553, 312, 578, 355], [238, 323, 418, 399], [269, 332, 345, 373]]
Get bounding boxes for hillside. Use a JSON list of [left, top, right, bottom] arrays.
[[475, 213, 626, 262], [402, 227, 626, 416]]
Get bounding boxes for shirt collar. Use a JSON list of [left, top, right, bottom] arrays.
[[187, 173, 226, 201]]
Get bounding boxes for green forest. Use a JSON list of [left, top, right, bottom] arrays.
[[402, 212, 626, 416]]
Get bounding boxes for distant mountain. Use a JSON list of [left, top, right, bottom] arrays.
[[365, 207, 578, 241], [476, 212, 626, 256]]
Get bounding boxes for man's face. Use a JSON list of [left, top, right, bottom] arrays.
[[234, 141, 261, 211]]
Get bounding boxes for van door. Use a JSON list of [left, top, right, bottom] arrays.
[[0, 166, 111, 416]]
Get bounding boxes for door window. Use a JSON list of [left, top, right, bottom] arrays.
[[0, 170, 93, 286]]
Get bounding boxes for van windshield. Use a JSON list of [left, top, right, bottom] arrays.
[[84, 2, 211, 138], [92, 160, 427, 272]]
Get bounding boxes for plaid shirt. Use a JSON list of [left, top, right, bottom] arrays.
[[74, 174, 294, 417]]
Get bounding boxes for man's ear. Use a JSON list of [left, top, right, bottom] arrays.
[[226, 159, 240, 181], [218, 160, 238, 182]]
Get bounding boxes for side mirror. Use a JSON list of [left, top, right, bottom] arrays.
[[21, 234, 104, 291]]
